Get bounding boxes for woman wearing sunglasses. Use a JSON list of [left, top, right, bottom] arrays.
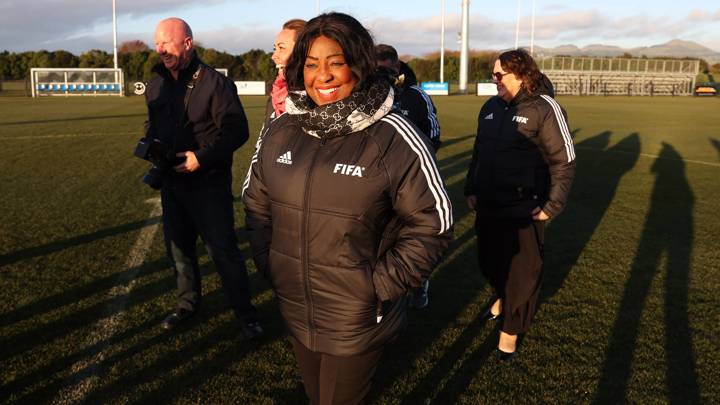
[[464, 49, 576, 361], [243, 12, 452, 403]]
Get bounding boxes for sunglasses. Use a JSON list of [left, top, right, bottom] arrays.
[[492, 71, 512, 81]]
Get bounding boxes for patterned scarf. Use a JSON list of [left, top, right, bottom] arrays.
[[285, 79, 394, 138]]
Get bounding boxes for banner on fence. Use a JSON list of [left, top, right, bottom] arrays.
[[235, 81, 266, 95], [477, 83, 498, 96], [420, 82, 449, 96]]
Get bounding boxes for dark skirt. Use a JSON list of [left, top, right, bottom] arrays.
[[474, 216, 545, 334]]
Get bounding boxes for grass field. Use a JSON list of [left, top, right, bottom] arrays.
[[1, 93, 718, 404]]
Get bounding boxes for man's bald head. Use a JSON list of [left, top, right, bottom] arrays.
[[155, 17, 194, 78], [157, 18, 193, 40]]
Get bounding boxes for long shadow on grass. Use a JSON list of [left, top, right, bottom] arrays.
[[0, 217, 160, 268], [368, 151, 490, 401], [711, 138, 720, 160], [438, 148, 472, 174], [12, 286, 230, 403], [0, 113, 147, 126], [10, 268, 273, 403], [438, 133, 476, 150], [0, 257, 169, 363], [391, 129, 625, 401], [131, 297, 291, 403], [369, 223, 486, 403], [0, 254, 162, 328], [594, 143, 699, 404], [76, 287, 280, 404], [400, 310, 500, 404], [0, 255, 270, 372], [540, 131, 640, 305]]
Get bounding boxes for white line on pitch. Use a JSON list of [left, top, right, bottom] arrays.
[[575, 146, 720, 168], [52, 197, 162, 405], [0, 132, 136, 140]]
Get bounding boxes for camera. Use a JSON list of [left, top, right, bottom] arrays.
[[134, 138, 184, 189]]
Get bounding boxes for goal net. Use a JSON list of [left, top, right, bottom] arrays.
[[31, 68, 124, 97]]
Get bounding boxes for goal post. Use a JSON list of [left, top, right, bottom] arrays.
[[30, 68, 124, 97]]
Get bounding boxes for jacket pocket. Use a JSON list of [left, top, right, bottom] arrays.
[[493, 166, 537, 206]]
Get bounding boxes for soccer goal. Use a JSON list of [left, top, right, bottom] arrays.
[[30, 68, 124, 97]]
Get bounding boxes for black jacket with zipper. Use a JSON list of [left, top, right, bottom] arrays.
[[143, 55, 249, 186], [242, 112, 453, 356], [393, 84, 441, 151], [464, 76, 575, 219]]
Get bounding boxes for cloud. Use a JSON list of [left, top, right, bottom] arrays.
[[2, 4, 718, 55], [0, 0, 235, 52], [687, 9, 720, 22]]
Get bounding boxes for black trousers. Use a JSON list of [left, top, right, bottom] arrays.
[[288, 336, 383, 405], [160, 181, 256, 320], [475, 216, 544, 335]]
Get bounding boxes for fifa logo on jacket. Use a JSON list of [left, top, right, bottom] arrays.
[[333, 163, 365, 177], [512, 115, 529, 124]]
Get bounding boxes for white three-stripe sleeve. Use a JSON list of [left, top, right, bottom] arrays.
[[241, 129, 266, 198], [411, 85, 440, 140], [540, 95, 575, 163], [382, 114, 453, 234]]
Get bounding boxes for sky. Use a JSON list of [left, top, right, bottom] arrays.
[[1, 0, 719, 56]]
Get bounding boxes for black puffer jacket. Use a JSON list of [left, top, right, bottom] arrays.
[[242, 112, 453, 356], [464, 75, 575, 219], [393, 84, 441, 151]]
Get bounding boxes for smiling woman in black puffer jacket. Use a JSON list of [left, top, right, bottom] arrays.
[[242, 12, 452, 404]]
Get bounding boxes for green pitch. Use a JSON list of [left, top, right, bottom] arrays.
[[1, 94, 718, 403]]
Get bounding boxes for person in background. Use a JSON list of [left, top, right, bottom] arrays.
[[464, 49, 575, 361], [376, 44, 441, 152], [265, 18, 307, 127], [376, 43, 442, 310], [143, 17, 262, 339], [243, 12, 452, 404]]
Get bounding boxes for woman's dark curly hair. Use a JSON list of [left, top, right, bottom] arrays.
[[498, 49, 542, 93], [285, 12, 376, 92]]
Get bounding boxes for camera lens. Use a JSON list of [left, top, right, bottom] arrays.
[[142, 166, 164, 190]]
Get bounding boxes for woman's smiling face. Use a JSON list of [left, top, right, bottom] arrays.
[[303, 35, 358, 105]]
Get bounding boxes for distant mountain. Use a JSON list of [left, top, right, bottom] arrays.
[[533, 39, 720, 64]]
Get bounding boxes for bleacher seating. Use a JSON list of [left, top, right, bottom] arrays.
[[539, 57, 699, 96]]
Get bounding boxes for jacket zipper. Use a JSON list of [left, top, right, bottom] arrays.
[[302, 136, 326, 350]]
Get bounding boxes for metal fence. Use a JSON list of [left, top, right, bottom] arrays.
[[538, 57, 700, 96]]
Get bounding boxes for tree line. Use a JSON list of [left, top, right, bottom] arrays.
[[1, 41, 717, 84], [0, 40, 277, 83], [408, 50, 499, 83], [0, 41, 502, 84]]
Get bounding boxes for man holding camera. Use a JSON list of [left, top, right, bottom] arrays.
[[138, 17, 262, 339]]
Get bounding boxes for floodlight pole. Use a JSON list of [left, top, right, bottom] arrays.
[[458, 0, 470, 94], [530, 0, 536, 55], [440, 0, 445, 83], [112, 0, 118, 69], [515, 0, 521, 49], [316, 0, 320, 14]]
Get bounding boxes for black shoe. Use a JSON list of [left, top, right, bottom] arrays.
[[497, 349, 515, 362], [238, 317, 264, 340], [161, 308, 196, 330], [480, 308, 502, 322]]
